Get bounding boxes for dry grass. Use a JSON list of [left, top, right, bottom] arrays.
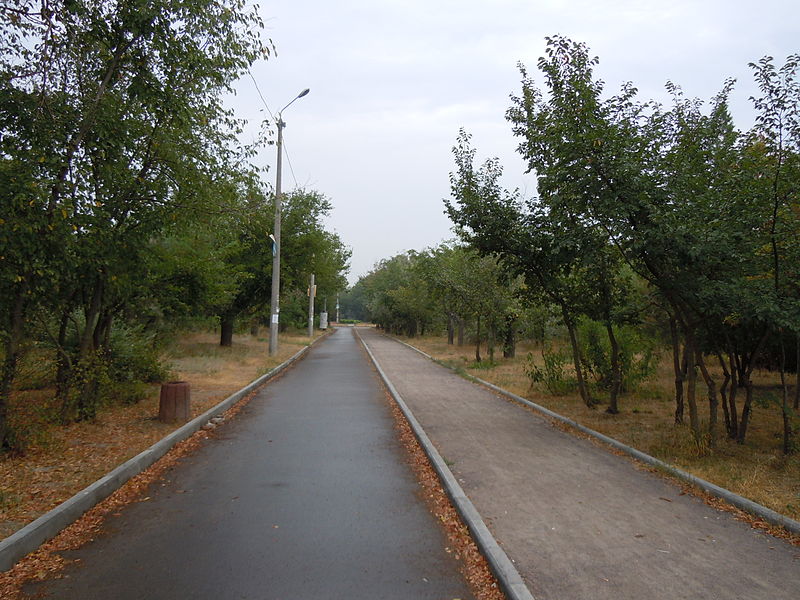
[[0, 329, 321, 540], [401, 335, 800, 522]]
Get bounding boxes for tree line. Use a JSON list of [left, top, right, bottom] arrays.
[[350, 37, 799, 454], [0, 1, 349, 450]]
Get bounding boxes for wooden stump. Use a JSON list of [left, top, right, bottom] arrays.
[[159, 381, 191, 424]]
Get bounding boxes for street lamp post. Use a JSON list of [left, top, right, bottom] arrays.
[[307, 272, 315, 338], [269, 88, 310, 356]]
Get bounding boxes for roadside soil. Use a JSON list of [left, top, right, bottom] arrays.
[[0, 330, 318, 540]]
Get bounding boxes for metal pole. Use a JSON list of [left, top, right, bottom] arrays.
[[336, 293, 340, 323], [267, 88, 310, 356], [307, 273, 315, 337], [268, 118, 284, 356]]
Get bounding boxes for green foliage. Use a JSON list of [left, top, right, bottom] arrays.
[[209, 187, 350, 335], [103, 381, 153, 406], [60, 352, 112, 422], [339, 284, 368, 322], [4, 392, 59, 453], [0, 2, 349, 447], [524, 347, 574, 395], [358, 252, 436, 336], [577, 319, 658, 393], [0, 0, 272, 445], [14, 350, 56, 391], [470, 359, 498, 370], [106, 324, 170, 385]]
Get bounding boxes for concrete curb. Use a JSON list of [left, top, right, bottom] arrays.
[[355, 329, 535, 600], [0, 337, 323, 573], [389, 334, 800, 537]]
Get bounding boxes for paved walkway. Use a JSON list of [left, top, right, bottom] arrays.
[[25, 328, 472, 599], [358, 328, 800, 600]]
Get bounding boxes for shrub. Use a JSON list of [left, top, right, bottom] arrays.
[[107, 324, 171, 384], [577, 318, 658, 393], [524, 346, 574, 395]]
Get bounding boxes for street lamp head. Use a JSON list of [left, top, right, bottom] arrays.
[[279, 88, 311, 115]]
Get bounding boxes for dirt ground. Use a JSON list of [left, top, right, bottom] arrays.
[[358, 328, 800, 600]]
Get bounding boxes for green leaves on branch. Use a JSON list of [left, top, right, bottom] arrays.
[[0, 0, 271, 448], [447, 35, 800, 443]]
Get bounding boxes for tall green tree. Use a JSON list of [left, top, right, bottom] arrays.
[[504, 36, 799, 447], [445, 128, 598, 404], [1, 0, 267, 440]]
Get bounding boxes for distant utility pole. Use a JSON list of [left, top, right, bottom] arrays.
[[336, 293, 340, 323]]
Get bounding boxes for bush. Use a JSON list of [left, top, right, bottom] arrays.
[[107, 324, 171, 384], [577, 318, 658, 393], [524, 346, 575, 395], [14, 349, 56, 390]]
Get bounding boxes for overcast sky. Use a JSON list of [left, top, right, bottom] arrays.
[[230, 0, 798, 286]]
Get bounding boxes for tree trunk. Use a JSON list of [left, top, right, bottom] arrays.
[[736, 331, 768, 445], [80, 282, 104, 357], [77, 373, 101, 422], [488, 323, 495, 363], [561, 305, 592, 407], [407, 320, 417, 338], [669, 317, 685, 424], [737, 379, 755, 444], [605, 319, 621, 414], [726, 352, 740, 440], [70, 281, 104, 423], [685, 341, 701, 443], [475, 315, 482, 363], [0, 286, 27, 450], [94, 310, 113, 351], [503, 315, 516, 358], [55, 306, 73, 414], [447, 314, 455, 345], [457, 317, 465, 347], [220, 313, 235, 347], [716, 352, 732, 437], [696, 354, 718, 448]]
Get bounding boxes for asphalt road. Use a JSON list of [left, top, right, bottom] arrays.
[[25, 328, 472, 600], [358, 328, 800, 600]]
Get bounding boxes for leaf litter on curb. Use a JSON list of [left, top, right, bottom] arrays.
[[384, 390, 507, 600]]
